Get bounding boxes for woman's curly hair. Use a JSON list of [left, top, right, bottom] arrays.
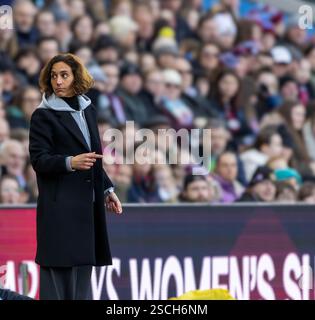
[[39, 53, 94, 96]]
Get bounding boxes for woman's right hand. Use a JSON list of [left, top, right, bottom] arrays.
[[71, 152, 103, 170]]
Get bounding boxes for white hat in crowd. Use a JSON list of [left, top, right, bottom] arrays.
[[270, 46, 293, 64], [163, 69, 182, 86], [108, 15, 138, 40]]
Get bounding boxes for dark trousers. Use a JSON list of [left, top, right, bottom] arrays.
[[39, 266, 92, 300]]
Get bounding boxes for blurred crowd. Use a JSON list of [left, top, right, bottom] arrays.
[[1, 0, 315, 205]]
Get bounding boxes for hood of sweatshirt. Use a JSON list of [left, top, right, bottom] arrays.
[[37, 93, 91, 112]]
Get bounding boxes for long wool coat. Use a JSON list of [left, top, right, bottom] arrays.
[[29, 95, 113, 267]]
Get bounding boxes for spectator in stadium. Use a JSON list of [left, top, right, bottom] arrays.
[[274, 167, 302, 190], [240, 125, 284, 182], [139, 53, 157, 73], [279, 75, 299, 103], [277, 100, 314, 177], [175, 56, 211, 118], [275, 181, 297, 203], [139, 68, 165, 118], [127, 145, 161, 203], [179, 174, 213, 203], [6, 86, 41, 129], [0, 119, 10, 145], [10, 127, 30, 158], [298, 182, 315, 203], [209, 68, 253, 144], [116, 61, 148, 126], [93, 35, 121, 64], [92, 21, 110, 43], [153, 36, 180, 69], [14, 47, 41, 86], [160, 0, 193, 43], [69, 42, 94, 67], [211, 151, 244, 203], [0, 139, 26, 190], [194, 42, 221, 78], [108, 14, 138, 51], [70, 14, 95, 47], [303, 106, 315, 162], [37, 36, 60, 65], [67, 0, 87, 20], [154, 164, 179, 203], [267, 155, 290, 171], [238, 166, 276, 202], [294, 58, 314, 104], [211, 11, 238, 51], [283, 14, 308, 49], [35, 9, 57, 38], [196, 14, 217, 44], [180, 7, 200, 35], [13, 0, 38, 48], [109, 0, 133, 18], [133, 2, 155, 52], [0, 174, 22, 204], [270, 45, 293, 79], [0, 58, 21, 105], [112, 163, 133, 203], [85, 64, 109, 109], [203, 118, 231, 172], [254, 68, 282, 121], [96, 61, 127, 127], [159, 68, 194, 129], [29, 53, 122, 300]]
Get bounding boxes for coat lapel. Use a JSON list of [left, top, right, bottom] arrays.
[[57, 111, 91, 151]]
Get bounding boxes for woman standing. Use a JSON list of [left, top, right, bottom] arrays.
[[29, 53, 122, 300]]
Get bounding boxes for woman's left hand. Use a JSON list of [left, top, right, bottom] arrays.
[[105, 192, 123, 214]]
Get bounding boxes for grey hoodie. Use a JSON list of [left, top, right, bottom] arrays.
[[38, 93, 92, 152], [38, 93, 91, 171], [37, 93, 114, 199]]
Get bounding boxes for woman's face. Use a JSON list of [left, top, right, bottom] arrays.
[[0, 178, 21, 204], [291, 104, 306, 130], [75, 47, 92, 66], [113, 1, 132, 17], [50, 62, 75, 97], [281, 81, 299, 101], [200, 44, 220, 71], [22, 88, 41, 120], [74, 16, 93, 44], [219, 74, 239, 100], [146, 71, 165, 98], [164, 82, 181, 100]]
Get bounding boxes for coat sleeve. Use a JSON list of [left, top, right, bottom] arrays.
[[103, 168, 114, 191], [29, 109, 71, 175]]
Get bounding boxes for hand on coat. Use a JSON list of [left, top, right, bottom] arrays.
[[105, 192, 123, 214], [71, 152, 103, 170]]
